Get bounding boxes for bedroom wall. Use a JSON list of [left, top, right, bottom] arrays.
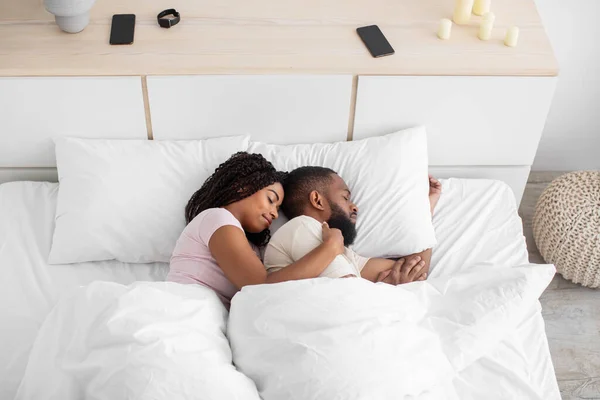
[[533, 0, 600, 171]]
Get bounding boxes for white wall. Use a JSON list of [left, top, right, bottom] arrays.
[[533, 0, 600, 171]]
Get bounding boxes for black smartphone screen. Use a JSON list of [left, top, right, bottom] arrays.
[[110, 14, 136, 45], [356, 25, 395, 58]]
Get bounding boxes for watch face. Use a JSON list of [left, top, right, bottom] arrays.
[[158, 9, 180, 28]]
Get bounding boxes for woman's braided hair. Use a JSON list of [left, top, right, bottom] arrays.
[[185, 152, 287, 248]]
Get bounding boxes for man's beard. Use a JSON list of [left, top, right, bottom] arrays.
[[327, 203, 357, 247]]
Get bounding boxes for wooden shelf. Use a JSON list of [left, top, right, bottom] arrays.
[[0, 0, 558, 76]]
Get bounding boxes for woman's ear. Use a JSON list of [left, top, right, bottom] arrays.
[[309, 190, 326, 211]]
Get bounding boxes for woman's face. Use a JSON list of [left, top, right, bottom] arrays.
[[238, 182, 284, 233]]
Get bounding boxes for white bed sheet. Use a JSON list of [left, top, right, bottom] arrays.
[[0, 179, 560, 399], [431, 178, 560, 399], [0, 182, 169, 399]]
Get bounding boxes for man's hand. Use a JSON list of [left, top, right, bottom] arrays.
[[375, 255, 427, 285], [429, 174, 442, 215]]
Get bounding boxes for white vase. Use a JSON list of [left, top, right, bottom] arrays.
[[44, 0, 97, 33]]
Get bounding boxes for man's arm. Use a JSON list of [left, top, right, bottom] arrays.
[[265, 219, 357, 280], [266, 239, 342, 283], [360, 256, 427, 284], [360, 248, 431, 283], [360, 258, 395, 282]]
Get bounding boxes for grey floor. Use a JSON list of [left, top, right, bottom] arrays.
[[519, 172, 600, 400]]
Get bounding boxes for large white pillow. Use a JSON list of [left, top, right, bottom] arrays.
[[249, 127, 436, 258], [49, 136, 249, 264]]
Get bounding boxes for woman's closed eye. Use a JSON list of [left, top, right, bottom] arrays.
[[268, 196, 281, 209]]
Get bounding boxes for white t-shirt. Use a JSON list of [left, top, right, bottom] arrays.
[[264, 216, 370, 278]]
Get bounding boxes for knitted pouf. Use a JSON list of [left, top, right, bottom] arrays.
[[533, 171, 600, 288]]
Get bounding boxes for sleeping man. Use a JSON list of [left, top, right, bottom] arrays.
[[263, 166, 442, 285]]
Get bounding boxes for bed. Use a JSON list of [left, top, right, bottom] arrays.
[[0, 176, 560, 399], [0, 0, 561, 395]]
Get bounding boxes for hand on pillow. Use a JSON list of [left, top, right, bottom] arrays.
[[429, 175, 442, 215]]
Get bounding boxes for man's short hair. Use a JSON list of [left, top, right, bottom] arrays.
[[282, 166, 337, 219]]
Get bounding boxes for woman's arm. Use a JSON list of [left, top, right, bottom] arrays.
[[208, 224, 343, 289], [266, 229, 342, 283]]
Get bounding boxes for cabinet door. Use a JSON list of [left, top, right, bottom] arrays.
[[0, 77, 147, 168], [147, 75, 352, 144], [353, 76, 557, 166]]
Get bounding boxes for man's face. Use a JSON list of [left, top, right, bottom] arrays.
[[325, 174, 358, 246]]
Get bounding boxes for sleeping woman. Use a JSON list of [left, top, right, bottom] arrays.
[[166, 152, 345, 308]]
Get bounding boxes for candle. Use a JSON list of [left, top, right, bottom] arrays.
[[438, 18, 453, 40], [478, 12, 495, 41], [473, 0, 491, 16], [453, 0, 474, 25], [504, 26, 519, 47]]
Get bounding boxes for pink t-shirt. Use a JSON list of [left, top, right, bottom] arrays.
[[167, 208, 254, 307]]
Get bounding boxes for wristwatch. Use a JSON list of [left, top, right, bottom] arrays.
[[157, 9, 180, 28]]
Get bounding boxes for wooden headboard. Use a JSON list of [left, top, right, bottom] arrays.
[[0, 0, 558, 204]]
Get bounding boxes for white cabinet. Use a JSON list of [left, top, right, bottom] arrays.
[[0, 77, 147, 168], [147, 75, 352, 144], [353, 76, 557, 166], [0, 74, 557, 203], [353, 76, 557, 202]]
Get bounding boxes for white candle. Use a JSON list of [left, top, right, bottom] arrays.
[[438, 18, 453, 40], [504, 26, 519, 47], [453, 0, 474, 25], [473, 0, 491, 16], [478, 12, 495, 41]]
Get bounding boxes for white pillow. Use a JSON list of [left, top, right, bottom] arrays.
[[49, 136, 249, 264], [249, 127, 436, 258]]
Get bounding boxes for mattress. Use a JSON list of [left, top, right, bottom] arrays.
[[0, 179, 560, 399]]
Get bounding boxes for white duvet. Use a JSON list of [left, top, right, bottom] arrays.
[[4, 179, 561, 399], [229, 264, 555, 400], [15, 282, 262, 400], [16, 262, 555, 400]]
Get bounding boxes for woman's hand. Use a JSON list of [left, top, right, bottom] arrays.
[[321, 222, 345, 256]]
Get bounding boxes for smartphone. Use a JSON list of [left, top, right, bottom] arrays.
[[356, 25, 395, 58], [109, 14, 136, 45]]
